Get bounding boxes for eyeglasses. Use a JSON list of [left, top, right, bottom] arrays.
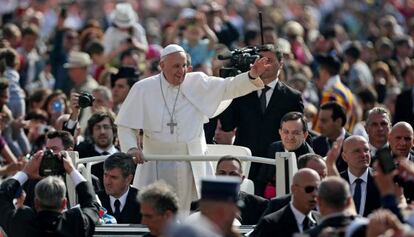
[[295, 184, 318, 193], [281, 129, 303, 136]]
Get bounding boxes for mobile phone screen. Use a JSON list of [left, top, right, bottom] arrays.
[[376, 149, 395, 174]]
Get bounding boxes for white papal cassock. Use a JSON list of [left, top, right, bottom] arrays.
[[115, 71, 263, 212]]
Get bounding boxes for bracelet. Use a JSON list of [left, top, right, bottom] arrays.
[[248, 71, 257, 80]]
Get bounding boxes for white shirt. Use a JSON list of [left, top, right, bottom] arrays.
[[257, 79, 278, 107], [109, 187, 130, 213], [94, 144, 118, 155], [348, 168, 369, 216], [290, 202, 315, 233]]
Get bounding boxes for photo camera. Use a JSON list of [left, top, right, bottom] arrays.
[[78, 92, 95, 108], [39, 150, 65, 177]]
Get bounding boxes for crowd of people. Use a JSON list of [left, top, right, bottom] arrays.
[[0, 0, 413, 236]]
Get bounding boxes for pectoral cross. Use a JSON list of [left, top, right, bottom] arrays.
[[167, 118, 177, 134]]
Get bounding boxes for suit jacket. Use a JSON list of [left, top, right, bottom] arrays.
[[312, 132, 351, 173], [305, 213, 356, 237], [191, 191, 268, 225], [251, 204, 318, 237], [75, 141, 108, 191], [97, 187, 142, 224], [340, 169, 381, 217], [220, 81, 303, 195], [262, 194, 292, 216], [0, 178, 100, 237], [255, 141, 314, 195], [394, 88, 414, 128]]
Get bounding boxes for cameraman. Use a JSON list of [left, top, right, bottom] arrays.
[[0, 150, 100, 236]]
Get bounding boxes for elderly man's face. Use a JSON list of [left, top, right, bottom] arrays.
[[279, 119, 307, 151], [141, 202, 172, 236], [389, 126, 414, 158], [365, 113, 390, 147], [160, 52, 188, 86]]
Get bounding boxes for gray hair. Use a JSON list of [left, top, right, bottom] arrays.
[[366, 107, 391, 126], [318, 176, 351, 209], [35, 176, 66, 211], [138, 181, 179, 215], [93, 85, 112, 102]]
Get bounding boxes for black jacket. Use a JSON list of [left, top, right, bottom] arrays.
[[305, 213, 356, 237], [0, 178, 100, 237], [97, 187, 142, 224], [220, 81, 303, 194], [262, 194, 292, 216], [251, 204, 318, 237], [340, 169, 381, 217]]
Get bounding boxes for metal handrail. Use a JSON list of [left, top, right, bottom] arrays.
[[76, 154, 276, 165]]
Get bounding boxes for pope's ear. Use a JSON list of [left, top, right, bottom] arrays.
[[159, 60, 165, 70]]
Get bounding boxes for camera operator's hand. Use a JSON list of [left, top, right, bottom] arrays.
[[22, 151, 43, 179], [69, 92, 80, 121], [249, 57, 270, 79], [60, 151, 75, 174], [366, 209, 405, 237], [398, 159, 414, 181], [128, 147, 145, 164]]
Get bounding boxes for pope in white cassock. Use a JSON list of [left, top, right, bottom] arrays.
[[115, 44, 270, 212]]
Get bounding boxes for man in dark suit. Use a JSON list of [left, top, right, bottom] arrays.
[[340, 135, 381, 217], [251, 168, 320, 237], [259, 112, 314, 197], [191, 155, 268, 225], [75, 111, 119, 189], [0, 149, 100, 237], [97, 152, 141, 224], [365, 107, 392, 165], [263, 153, 327, 215], [220, 44, 304, 196], [313, 102, 351, 172], [388, 122, 414, 203], [306, 177, 356, 237]]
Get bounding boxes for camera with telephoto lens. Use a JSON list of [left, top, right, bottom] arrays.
[[39, 150, 65, 177], [78, 92, 95, 108], [218, 46, 264, 78]]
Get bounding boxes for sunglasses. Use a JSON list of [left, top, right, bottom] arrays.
[[295, 184, 318, 193]]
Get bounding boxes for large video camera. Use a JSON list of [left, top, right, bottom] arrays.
[[39, 150, 65, 177], [218, 46, 262, 78]]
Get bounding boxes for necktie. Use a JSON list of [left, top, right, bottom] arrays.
[[101, 151, 110, 155], [114, 199, 121, 221], [259, 86, 270, 113], [302, 216, 313, 231], [353, 178, 363, 214]]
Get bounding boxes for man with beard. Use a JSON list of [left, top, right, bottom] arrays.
[[76, 111, 119, 190]]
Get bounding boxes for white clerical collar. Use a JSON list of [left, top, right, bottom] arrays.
[[95, 145, 118, 155], [347, 167, 369, 184], [110, 186, 130, 212], [290, 202, 314, 230], [323, 75, 341, 91]]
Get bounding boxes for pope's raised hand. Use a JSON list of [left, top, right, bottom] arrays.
[[249, 57, 270, 78]]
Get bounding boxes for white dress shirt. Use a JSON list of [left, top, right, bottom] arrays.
[[290, 202, 315, 233], [109, 187, 130, 213], [257, 79, 277, 107], [94, 144, 118, 155], [348, 168, 369, 216]]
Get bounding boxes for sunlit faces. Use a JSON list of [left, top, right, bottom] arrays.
[[160, 52, 188, 86], [92, 117, 114, 149], [279, 119, 308, 151], [103, 167, 132, 198]]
